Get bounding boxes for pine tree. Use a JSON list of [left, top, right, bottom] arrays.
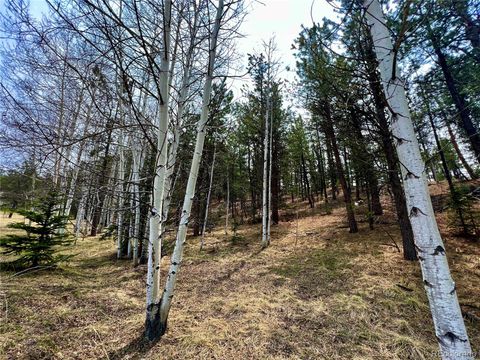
[[0, 191, 73, 269]]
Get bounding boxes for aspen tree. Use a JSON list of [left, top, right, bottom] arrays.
[[157, 0, 224, 335], [145, 0, 172, 341], [363, 1, 473, 358], [161, 5, 200, 226]]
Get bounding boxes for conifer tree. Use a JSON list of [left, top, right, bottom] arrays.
[[0, 191, 73, 268]]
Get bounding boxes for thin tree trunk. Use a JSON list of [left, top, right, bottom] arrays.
[[267, 100, 274, 242], [446, 122, 477, 180], [325, 134, 337, 200], [157, 0, 224, 337], [116, 131, 125, 259], [132, 141, 142, 266], [424, 95, 468, 234], [225, 170, 230, 235], [200, 146, 216, 250], [322, 106, 357, 233], [261, 87, 271, 248]]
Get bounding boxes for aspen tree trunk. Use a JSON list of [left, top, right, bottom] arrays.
[[261, 91, 271, 248], [200, 146, 216, 250], [116, 130, 125, 259], [145, 0, 172, 342], [162, 7, 199, 227], [362, 31, 417, 259], [75, 184, 88, 239], [61, 90, 88, 220], [132, 141, 142, 265], [364, 1, 473, 357], [90, 120, 113, 236], [157, 0, 224, 336]]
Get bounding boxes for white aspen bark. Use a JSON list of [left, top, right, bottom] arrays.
[[261, 90, 271, 248], [75, 184, 88, 239], [127, 171, 133, 259], [158, 0, 224, 334], [200, 146, 216, 250], [145, 0, 172, 341], [132, 140, 142, 265], [63, 99, 95, 219], [363, 1, 472, 358], [116, 131, 125, 259], [99, 159, 118, 232], [162, 125, 180, 223], [53, 62, 67, 188], [225, 173, 229, 235], [161, 8, 200, 226]]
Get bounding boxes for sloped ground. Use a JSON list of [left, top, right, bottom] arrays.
[[0, 187, 479, 359]]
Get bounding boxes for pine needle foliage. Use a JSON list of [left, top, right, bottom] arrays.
[[0, 191, 74, 269]]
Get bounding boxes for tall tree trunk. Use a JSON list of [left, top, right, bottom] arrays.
[[90, 122, 113, 236], [322, 105, 357, 233], [364, 1, 473, 357], [145, 0, 172, 342], [116, 133, 125, 259], [301, 153, 314, 208], [225, 173, 230, 235], [315, 128, 328, 203], [200, 146, 216, 250], [363, 38, 417, 260], [261, 87, 271, 248], [446, 122, 477, 180], [424, 95, 468, 234], [157, 0, 224, 336], [349, 109, 382, 215], [132, 141, 142, 266], [75, 184, 88, 239], [325, 134, 337, 200], [267, 105, 274, 241]]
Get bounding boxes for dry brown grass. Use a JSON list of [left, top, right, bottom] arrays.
[[0, 186, 479, 359]]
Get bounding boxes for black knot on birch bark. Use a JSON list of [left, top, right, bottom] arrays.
[[172, 261, 178, 266], [437, 332, 468, 345], [432, 245, 445, 256], [410, 206, 426, 217], [418, 256, 425, 261], [423, 280, 433, 288], [450, 284, 457, 295], [404, 171, 419, 180], [396, 137, 409, 146]]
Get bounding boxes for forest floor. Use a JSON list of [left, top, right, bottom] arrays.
[[1, 182, 479, 360]]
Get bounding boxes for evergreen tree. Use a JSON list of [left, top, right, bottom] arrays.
[[0, 191, 73, 268]]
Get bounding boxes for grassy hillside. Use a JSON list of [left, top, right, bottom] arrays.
[[1, 185, 479, 359]]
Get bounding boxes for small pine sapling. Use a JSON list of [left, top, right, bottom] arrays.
[[0, 191, 74, 269]]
